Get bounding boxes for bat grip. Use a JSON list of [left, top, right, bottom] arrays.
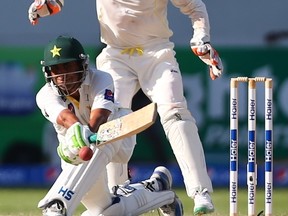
[[88, 134, 97, 144]]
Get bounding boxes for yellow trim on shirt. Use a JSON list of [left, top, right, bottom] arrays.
[[67, 96, 80, 109]]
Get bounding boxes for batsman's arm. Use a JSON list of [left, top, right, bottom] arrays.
[[85, 107, 112, 144], [56, 109, 79, 128], [79, 103, 156, 161], [88, 103, 157, 147], [56, 108, 111, 133], [88, 108, 111, 133]]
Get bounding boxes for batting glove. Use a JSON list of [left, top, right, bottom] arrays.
[[65, 122, 93, 153], [28, 0, 64, 25], [191, 42, 223, 80], [57, 122, 94, 165], [57, 142, 84, 165]]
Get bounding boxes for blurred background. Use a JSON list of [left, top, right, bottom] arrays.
[[0, 0, 288, 188]]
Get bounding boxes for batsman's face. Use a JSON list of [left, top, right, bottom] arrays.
[[50, 61, 84, 95]]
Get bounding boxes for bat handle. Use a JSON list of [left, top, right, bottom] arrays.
[[88, 134, 97, 144]]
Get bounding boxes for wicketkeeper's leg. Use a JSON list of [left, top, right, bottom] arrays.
[[160, 107, 213, 197]]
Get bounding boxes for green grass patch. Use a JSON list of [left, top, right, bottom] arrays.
[[0, 187, 287, 216]]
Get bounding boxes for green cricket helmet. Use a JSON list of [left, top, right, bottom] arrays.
[[42, 36, 89, 96], [43, 35, 86, 66]]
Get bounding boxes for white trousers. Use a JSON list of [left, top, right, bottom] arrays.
[[97, 42, 213, 197]]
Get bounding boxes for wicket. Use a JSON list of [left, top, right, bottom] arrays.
[[229, 77, 273, 216]]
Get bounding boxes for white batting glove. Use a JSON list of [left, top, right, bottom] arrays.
[[57, 142, 84, 165], [191, 42, 223, 80], [65, 122, 93, 153], [28, 0, 64, 25], [57, 122, 94, 165]]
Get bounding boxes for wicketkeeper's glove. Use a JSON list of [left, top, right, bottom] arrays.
[[28, 0, 64, 25], [57, 122, 94, 165], [191, 42, 223, 80]]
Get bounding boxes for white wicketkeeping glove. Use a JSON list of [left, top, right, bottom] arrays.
[[191, 42, 223, 80], [28, 0, 64, 25], [57, 122, 93, 165]]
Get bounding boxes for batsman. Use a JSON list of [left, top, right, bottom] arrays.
[[35, 35, 183, 216]]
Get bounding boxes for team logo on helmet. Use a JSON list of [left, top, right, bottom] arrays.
[[50, 45, 62, 58]]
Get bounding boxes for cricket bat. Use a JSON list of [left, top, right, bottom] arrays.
[[80, 103, 157, 160], [89, 103, 157, 147]]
